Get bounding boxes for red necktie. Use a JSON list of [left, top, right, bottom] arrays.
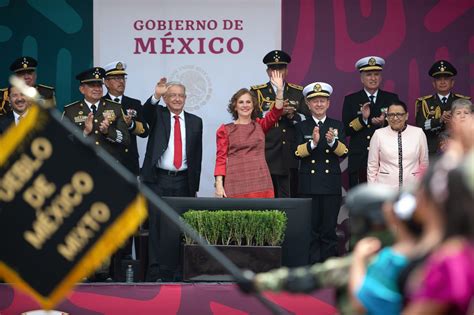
[[173, 115, 182, 169]]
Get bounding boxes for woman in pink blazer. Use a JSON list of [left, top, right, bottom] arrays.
[[367, 100, 428, 190]]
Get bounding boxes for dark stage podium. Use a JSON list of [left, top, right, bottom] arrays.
[[147, 197, 312, 278]]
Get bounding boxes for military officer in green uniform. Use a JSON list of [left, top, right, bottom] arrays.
[[62, 67, 130, 164], [415, 60, 471, 156], [0, 56, 55, 115], [250, 50, 309, 197]]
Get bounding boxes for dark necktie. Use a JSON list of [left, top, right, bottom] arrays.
[[318, 121, 323, 128], [114, 97, 120, 103], [369, 94, 375, 106], [173, 115, 182, 169], [441, 96, 447, 106], [91, 104, 97, 115], [398, 131, 403, 189]]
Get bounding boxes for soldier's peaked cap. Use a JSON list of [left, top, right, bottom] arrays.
[[10, 56, 37, 73], [263, 50, 291, 66], [76, 67, 106, 84]]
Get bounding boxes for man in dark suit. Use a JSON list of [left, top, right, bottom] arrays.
[[250, 50, 309, 197], [141, 78, 203, 281], [1, 56, 55, 115], [415, 60, 470, 157], [342, 56, 399, 188], [103, 61, 149, 175], [0, 86, 31, 134], [295, 82, 348, 263]]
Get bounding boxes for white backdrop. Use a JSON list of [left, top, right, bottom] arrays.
[[94, 0, 281, 196]]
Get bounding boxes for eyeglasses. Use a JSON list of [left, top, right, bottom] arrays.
[[167, 93, 186, 99], [386, 112, 406, 119]]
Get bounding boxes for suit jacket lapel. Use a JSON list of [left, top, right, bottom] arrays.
[[358, 90, 368, 101], [162, 107, 171, 141], [184, 112, 191, 160], [81, 100, 92, 115], [95, 99, 106, 119]]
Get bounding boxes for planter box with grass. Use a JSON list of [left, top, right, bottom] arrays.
[[182, 210, 287, 281]]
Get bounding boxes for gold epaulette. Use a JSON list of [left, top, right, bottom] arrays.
[[63, 101, 80, 108], [454, 93, 471, 100], [106, 98, 121, 105], [287, 83, 303, 90], [250, 83, 268, 90], [37, 84, 55, 90], [416, 95, 433, 102]]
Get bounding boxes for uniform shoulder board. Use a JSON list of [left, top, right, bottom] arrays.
[[37, 84, 55, 90], [250, 83, 268, 90], [0, 87, 7, 92], [416, 95, 433, 102], [63, 101, 80, 108], [105, 98, 121, 105], [454, 93, 471, 100], [287, 83, 303, 90]]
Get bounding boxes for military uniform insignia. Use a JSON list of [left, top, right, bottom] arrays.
[[116, 62, 123, 70], [454, 93, 471, 100], [93, 68, 102, 79], [314, 84, 322, 92], [126, 109, 137, 117], [368, 57, 376, 66], [37, 84, 54, 90], [273, 50, 280, 63], [63, 101, 80, 109], [103, 109, 116, 122], [74, 115, 87, 123], [289, 100, 299, 107], [250, 83, 267, 90], [287, 83, 303, 90], [78, 111, 83, 115]]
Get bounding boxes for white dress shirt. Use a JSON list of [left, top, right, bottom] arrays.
[[150, 100, 188, 171], [84, 99, 99, 113], [13, 111, 22, 125]]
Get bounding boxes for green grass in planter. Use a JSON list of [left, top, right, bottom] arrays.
[[182, 210, 287, 246]]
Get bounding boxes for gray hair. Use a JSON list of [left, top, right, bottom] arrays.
[[165, 81, 186, 94], [451, 98, 473, 113]]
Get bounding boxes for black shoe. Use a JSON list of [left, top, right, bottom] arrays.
[[94, 272, 113, 282]]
